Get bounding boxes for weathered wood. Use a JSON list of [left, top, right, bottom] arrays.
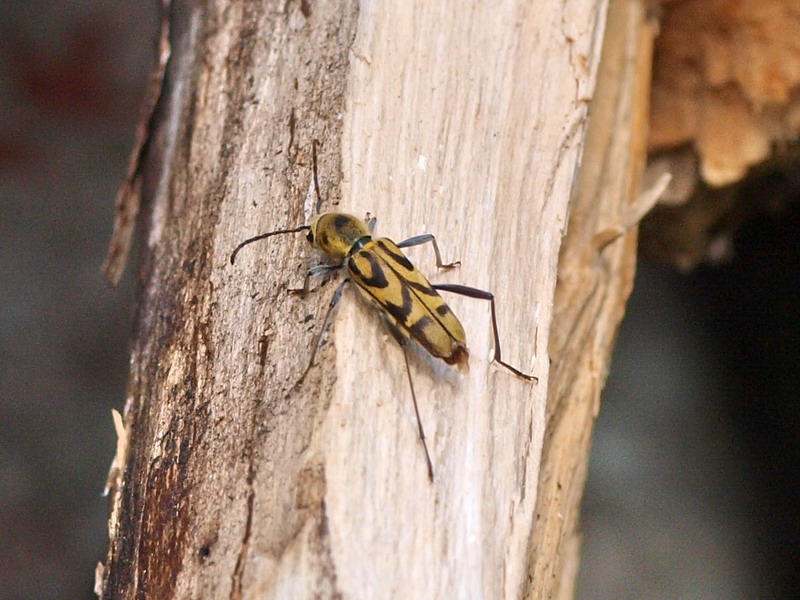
[[98, 1, 616, 598], [524, 1, 658, 597]]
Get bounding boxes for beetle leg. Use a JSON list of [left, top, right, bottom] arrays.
[[364, 213, 377, 234], [378, 314, 435, 482], [433, 283, 537, 382], [288, 263, 343, 297], [297, 278, 350, 381], [397, 234, 460, 270]]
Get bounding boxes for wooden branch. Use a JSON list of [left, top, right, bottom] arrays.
[[96, 1, 622, 598]]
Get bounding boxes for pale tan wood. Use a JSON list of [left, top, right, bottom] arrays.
[[524, 1, 658, 597], [97, 1, 616, 599]]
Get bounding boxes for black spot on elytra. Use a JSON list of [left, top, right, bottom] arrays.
[[377, 240, 414, 270], [349, 253, 389, 288], [409, 316, 436, 346], [407, 280, 438, 296]]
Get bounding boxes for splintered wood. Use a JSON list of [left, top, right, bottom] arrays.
[[650, 0, 800, 187]]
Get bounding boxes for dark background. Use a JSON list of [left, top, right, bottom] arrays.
[[0, 2, 797, 599], [0, 2, 155, 599]]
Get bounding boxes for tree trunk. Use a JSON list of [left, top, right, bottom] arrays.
[[525, 1, 658, 597], [96, 0, 651, 598]]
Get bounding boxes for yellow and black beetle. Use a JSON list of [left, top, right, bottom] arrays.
[[231, 211, 536, 480]]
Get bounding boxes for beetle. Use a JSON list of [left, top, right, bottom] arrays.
[[231, 210, 536, 480]]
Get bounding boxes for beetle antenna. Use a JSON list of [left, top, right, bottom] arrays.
[[230, 225, 311, 264], [312, 139, 324, 213]]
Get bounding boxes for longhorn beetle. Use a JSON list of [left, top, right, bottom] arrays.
[[231, 182, 536, 482]]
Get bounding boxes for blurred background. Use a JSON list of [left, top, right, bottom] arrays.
[[0, 2, 155, 599], [0, 2, 797, 600]]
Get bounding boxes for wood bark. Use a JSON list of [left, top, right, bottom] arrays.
[[95, 0, 651, 598]]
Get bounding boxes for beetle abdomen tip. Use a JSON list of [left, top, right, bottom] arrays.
[[449, 345, 469, 372]]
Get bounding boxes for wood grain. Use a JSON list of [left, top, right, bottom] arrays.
[[525, 1, 659, 597]]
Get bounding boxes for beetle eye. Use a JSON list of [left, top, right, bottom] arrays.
[[306, 231, 314, 243]]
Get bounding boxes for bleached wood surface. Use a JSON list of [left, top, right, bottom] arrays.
[[97, 1, 617, 599], [526, 1, 658, 597]]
